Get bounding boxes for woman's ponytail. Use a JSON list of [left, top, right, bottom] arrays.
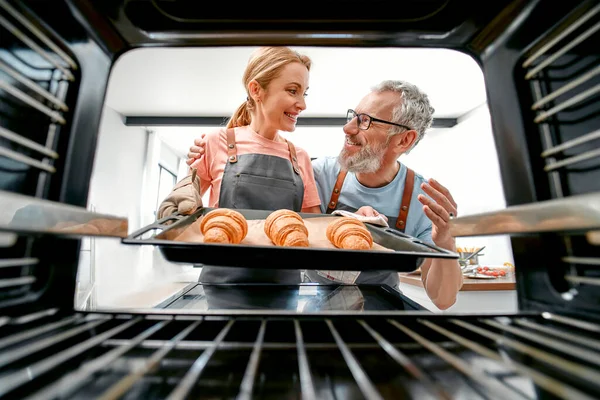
[[226, 100, 252, 129]]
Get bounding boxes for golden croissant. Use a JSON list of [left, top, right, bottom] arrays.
[[264, 209, 309, 247], [326, 217, 373, 250], [200, 208, 248, 244]]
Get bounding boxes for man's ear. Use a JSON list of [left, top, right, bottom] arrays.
[[248, 80, 262, 102], [390, 130, 418, 154]]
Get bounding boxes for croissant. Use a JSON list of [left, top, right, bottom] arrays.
[[326, 217, 373, 250], [200, 208, 248, 244], [264, 209, 309, 247]]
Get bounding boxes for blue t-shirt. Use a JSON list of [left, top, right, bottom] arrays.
[[305, 156, 433, 288]]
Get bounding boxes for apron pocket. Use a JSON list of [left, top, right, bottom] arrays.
[[232, 173, 300, 211]]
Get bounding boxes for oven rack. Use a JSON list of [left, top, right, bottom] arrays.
[[0, 0, 78, 314], [520, 0, 600, 318], [0, 189, 128, 312], [523, 1, 600, 196], [0, 0, 76, 197], [448, 188, 600, 306], [0, 308, 599, 399], [450, 0, 600, 320]]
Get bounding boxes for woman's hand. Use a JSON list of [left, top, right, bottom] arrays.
[[186, 134, 207, 166], [157, 174, 202, 219]]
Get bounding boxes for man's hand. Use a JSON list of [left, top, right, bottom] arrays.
[[186, 134, 206, 166], [416, 178, 462, 310], [157, 174, 202, 219], [417, 178, 457, 250], [355, 206, 388, 221]]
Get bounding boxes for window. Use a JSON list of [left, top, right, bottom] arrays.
[[155, 164, 177, 216]]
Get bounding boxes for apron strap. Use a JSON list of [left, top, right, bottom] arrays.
[[285, 139, 301, 175], [226, 128, 237, 163], [395, 167, 415, 232], [326, 169, 348, 213], [326, 166, 416, 232], [227, 128, 300, 173]]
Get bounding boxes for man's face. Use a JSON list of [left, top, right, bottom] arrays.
[[338, 91, 400, 173]]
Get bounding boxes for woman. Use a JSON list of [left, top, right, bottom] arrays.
[[158, 46, 321, 284]]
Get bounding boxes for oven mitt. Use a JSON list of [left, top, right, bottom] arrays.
[[157, 173, 202, 219], [331, 209, 389, 227], [316, 210, 387, 284]]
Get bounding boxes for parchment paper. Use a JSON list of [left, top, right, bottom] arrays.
[[171, 216, 393, 252]]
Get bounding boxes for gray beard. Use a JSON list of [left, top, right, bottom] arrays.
[[337, 142, 386, 173]]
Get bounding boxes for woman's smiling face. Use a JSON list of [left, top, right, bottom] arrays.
[[257, 62, 309, 132]]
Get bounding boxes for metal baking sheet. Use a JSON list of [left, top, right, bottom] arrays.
[[122, 208, 458, 272]]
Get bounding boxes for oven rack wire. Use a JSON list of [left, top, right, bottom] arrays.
[[1, 309, 600, 399]]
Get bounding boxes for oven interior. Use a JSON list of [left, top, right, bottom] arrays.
[[0, 0, 599, 398]]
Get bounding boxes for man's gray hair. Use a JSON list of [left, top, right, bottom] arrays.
[[371, 80, 435, 152]]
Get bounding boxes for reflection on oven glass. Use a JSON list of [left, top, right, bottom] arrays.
[[160, 284, 406, 312], [299, 286, 365, 312]]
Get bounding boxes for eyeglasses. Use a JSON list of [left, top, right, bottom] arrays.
[[346, 109, 412, 131]]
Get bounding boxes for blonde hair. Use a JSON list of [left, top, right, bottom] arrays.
[[227, 47, 312, 128]]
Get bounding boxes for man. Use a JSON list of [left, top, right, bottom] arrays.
[[176, 80, 463, 310]]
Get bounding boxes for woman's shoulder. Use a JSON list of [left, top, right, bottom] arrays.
[[203, 127, 229, 144], [291, 142, 310, 157], [207, 127, 228, 136], [289, 143, 314, 164]]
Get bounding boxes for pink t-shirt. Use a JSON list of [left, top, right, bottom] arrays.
[[190, 126, 321, 210]]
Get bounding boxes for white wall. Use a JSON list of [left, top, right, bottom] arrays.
[[87, 106, 147, 230], [402, 105, 514, 266]]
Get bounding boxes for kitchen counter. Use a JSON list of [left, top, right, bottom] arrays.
[[397, 272, 518, 313], [399, 273, 516, 291]]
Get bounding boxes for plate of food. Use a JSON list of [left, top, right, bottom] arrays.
[[463, 265, 511, 279], [463, 273, 498, 279]]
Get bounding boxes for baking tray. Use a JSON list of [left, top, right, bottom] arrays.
[[122, 208, 458, 271]]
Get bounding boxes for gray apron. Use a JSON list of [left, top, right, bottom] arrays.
[[304, 166, 416, 289], [199, 128, 305, 284]]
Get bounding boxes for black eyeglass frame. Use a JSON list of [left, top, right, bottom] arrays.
[[346, 109, 413, 131]]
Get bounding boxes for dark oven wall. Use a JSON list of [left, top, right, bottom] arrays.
[[481, 0, 600, 319], [0, 0, 116, 315]]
